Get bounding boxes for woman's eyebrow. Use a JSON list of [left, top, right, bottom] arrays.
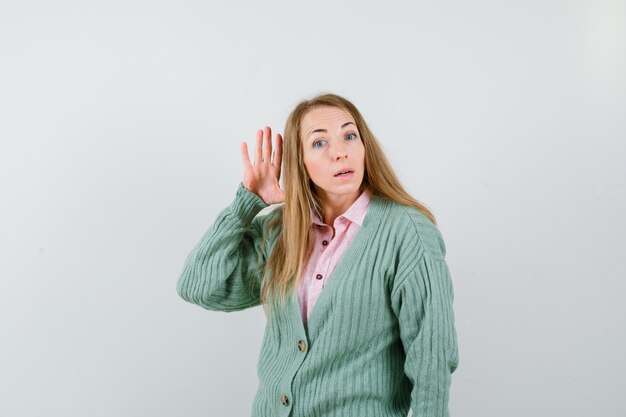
[[307, 122, 356, 139]]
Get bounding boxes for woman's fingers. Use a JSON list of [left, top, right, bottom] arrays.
[[242, 127, 284, 200], [246, 126, 282, 171], [254, 129, 263, 165], [263, 126, 272, 164], [241, 141, 252, 170]]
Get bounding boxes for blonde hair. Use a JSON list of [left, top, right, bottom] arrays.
[[255, 92, 437, 322]]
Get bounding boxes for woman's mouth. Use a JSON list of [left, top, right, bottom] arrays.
[[334, 170, 354, 179]]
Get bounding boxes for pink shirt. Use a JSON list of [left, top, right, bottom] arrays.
[[297, 190, 372, 328]]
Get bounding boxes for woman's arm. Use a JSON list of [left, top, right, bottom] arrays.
[[390, 219, 459, 416], [176, 182, 279, 312]]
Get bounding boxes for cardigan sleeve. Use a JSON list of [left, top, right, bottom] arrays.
[[176, 182, 280, 312], [390, 246, 459, 416]]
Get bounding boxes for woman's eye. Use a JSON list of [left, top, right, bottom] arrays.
[[313, 133, 357, 149]]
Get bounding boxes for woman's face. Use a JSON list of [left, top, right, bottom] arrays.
[[300, 106, 365, 204]]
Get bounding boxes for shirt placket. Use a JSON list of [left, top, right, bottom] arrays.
[[306, 220, 343, 319]]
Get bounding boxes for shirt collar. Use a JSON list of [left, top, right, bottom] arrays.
[[310, 190, 372, 227]]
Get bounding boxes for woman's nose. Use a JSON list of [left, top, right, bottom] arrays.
[[333, 150, 347, 160], [331, 141, 347, 159]]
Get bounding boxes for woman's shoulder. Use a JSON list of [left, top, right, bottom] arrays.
[[382, 198, 447, 260], [253, 203, 283, 232]]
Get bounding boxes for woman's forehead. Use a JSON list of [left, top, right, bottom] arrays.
[[300, 106, 355, 135]]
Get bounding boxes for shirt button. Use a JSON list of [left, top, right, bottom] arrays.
[[298, 340, 307, 352], [280, 393, 289, 406], [316, 274, 323, 280], [322, 240, 328, 246]]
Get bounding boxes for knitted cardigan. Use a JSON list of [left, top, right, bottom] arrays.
[[176, 182, 459, 417]]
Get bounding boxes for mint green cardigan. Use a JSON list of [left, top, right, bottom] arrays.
[[177, 182, 459, 417]]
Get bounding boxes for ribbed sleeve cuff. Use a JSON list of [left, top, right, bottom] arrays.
[[232, 182, 270, 224]]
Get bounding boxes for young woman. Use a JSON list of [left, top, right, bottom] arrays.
[[177, 93, 459, 417]]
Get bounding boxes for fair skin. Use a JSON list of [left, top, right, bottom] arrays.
[[300, 106, 365, 227], [240, 106, 365, 231], [240, 126, 285, 205]]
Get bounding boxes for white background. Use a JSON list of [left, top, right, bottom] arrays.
[[1, 1, 625, 416]]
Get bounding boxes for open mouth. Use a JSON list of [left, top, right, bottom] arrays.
[[334, 170, 354, 177]]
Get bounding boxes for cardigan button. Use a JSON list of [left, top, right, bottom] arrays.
[[298, 340, 307, 352], [280, 393, 289, 406], [322, 240, 328, 246], [316, 274, 323, 280]]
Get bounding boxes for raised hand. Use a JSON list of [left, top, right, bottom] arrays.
[[240, 126, 285, 205]]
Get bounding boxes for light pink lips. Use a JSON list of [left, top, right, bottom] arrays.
[[334, 171, 354, 179], [334, 167, 354, 176]]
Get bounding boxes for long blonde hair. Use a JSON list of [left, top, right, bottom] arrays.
[[256, 92, 437, 322]]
